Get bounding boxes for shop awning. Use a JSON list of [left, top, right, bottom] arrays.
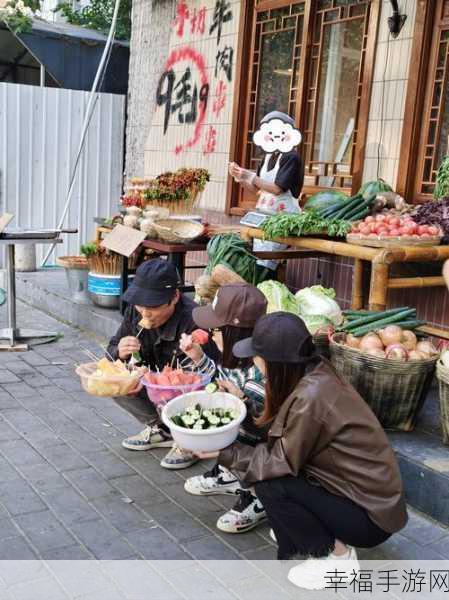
[[0, 18, 129, 94]]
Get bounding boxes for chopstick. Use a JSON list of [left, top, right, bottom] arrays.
[[79, 346, 101, 362]]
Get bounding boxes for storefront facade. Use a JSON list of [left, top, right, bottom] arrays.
[[126, 0, 449, 330]]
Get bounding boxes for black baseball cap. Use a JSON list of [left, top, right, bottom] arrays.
[[122, 259, 181, 307], [233, 312, 313, 363]]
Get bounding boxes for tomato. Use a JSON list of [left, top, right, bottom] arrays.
[[428, 225, 440, 235], [368, 233, 378, 238], [365, 216, 375, 223], [375, 214, 387, 222], [387, 217, 400, 227], [359, 226, 371, 235], [418, 225, 430, 235], [420, 233, 432, 238], [398, 227, 411, 236], [403, 215, 414, 222], [389, 228, 401, 237], [369, 223, 379, 233]]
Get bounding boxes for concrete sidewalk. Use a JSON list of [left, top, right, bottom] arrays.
[[0, 301, 448, 568]]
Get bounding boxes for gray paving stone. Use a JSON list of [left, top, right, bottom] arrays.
[[0, 408, 52, 435], [1, 382, 36, 398], [40, 544, 93, 560], [126, 527, 191, 560], [0, 516, 20, 541], [227, 573, 293, 600], [0, 419, 21, 441], [8, 576, 70, 600], [428, 534, 449, 558], [81, 449, 136, 479], [43, 487, 99, 526], [68, 518, 139, 559], [35, 365, 65, 378], [0, 560, 47, 586], [0, 392, 20, 409], [21, 374, 51, 388], [401, 511, 448, 546], [0, 438, 44, 467], [161, 481, 226, 519], [0, 479, 47, 516], [48, 562, 118, 597], [21, 352, 50, 367], [3, 362, 36, 376], [183, 535, 241, 560], [90, 495, 156, 534], [0, 456, 23, 482], [63, 467, 118, 500], [51, 377, 83, 393], [144, 500, 211, 543], [0, 535, 37, 559], [60, 425, 106, 453], [109, 474, 167, 505], [164, 565, 236, 600], [358, 533, 446, 560], [37, 443, 89, 472], [0, 370, 20, 383], [13, 510, 77, 554]]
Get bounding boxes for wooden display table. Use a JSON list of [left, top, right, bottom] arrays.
[[242, 227, 449, 338]]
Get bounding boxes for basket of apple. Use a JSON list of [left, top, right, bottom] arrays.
[[347, 213, 442, 248]]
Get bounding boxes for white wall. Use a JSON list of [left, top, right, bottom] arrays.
[[0, 82, 126, 264]]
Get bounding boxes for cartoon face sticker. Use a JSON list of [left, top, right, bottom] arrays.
[[253, 115, 302, 153]]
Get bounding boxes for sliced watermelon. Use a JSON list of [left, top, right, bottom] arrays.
[[304, 190, 349, 212]]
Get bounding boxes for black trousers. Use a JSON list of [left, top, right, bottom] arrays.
[[255, 475, 391, 560]]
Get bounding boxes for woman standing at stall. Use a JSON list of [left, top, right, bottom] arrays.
[[214, 311, 408, 589], [229, 111, 304, 275]]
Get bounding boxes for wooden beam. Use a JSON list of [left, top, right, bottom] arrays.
[[388, 276, 445, 289]]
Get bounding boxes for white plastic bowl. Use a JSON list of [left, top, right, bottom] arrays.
[[161, 391, 247, 452]]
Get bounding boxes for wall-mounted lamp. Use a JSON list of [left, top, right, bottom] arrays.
[[388, 0, 407, 38]]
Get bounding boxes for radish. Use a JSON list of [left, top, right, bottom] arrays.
[[408, 350, 427, 361], [359, 333, 384, 352], [379, 325, 403, 346], [401, 330, 417, 351]]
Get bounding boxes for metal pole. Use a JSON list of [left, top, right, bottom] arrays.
[[6, 244, 16, 346], [40, 65, 45, 87]]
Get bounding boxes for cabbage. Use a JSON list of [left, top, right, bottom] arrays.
[[257, 280, 299, 315], [295, 286, 343, 334]]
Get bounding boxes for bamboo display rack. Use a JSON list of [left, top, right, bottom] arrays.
[[241, 227, 449, 340]]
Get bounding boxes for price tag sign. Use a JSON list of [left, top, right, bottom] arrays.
[[0, 213, 14, 234], [101, 224, 146, 257]]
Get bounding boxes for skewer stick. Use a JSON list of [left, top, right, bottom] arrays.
[[79, 346, 101, 362]]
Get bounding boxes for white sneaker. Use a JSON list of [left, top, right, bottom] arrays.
[[160, 444, 199, 470], [184, 464, 240, 496], [122, 425, 173, 451], [269, 529, 277, 543], [288, 547, 360, 590], [216, 490, 267, 533]]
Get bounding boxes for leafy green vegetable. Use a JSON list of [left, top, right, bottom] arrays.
[[295, 286, 343, 334], [304, 190, 349, 211], [261, 210, 352, 240], [257, 281, 299, 315], [206, 234, 264, 285], [434, 156, 449, 200]]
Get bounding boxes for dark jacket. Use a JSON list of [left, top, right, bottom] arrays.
[[219, 359, 408, 534], [107, 295, 219, 370]]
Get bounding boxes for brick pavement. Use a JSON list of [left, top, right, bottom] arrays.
[[0, 301, 448, 596]]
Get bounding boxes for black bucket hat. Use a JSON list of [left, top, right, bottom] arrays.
[[233, 311, 313, 363], [122, 259, 181, 307]]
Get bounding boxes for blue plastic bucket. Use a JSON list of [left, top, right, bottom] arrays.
[[88, 273, 134, 296]]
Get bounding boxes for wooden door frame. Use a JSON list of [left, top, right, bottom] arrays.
[[396, 0, 438, 201], [226, 0, 380, 215]]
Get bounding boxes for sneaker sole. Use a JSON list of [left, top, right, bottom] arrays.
[[216, 514, 267, 534], [287, 572, 326, 591], [160, 458, 199, 470], [122, 440, 173, 451], [184, 483, 240, 496]]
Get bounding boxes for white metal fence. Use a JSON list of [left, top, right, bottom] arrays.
[[0, 82, 126, 264]]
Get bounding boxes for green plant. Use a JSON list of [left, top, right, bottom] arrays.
[[434, 156, 449, 200], [0, 0, 37, 34], [80, 243, 98, 257], [143, 168, 210, 204], [55, 0, 132, 40]]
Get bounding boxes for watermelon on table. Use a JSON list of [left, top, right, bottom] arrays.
[[304, 190, 349, 212], [358, 179, 393, 202]]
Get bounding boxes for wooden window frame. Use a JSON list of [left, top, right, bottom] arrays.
[[226, 0, 380, 216], [397, 0, 447, 203]]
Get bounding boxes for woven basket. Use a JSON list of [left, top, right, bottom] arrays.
[[330, 332, 437, 431], [145, 187, 201, 215], [152, 219, 205, 244], [57, 256, 88, 270], [436, 361, 449, 445], [313, 331, 330, 359], [346, 233, 442, 248]]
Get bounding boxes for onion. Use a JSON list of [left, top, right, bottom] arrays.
[[416, 340, 438, 356], [385, 343, 408, 361], [408, 350, 427, 361], [365, 348, 386, 358], [379, 325, 403, 347], [359, 333, 384, 353], [401, 330, 417, 351], [346, 334, 361, 349]]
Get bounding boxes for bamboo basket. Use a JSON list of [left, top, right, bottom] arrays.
[[330, 332, 437, 431], [57, 256, 88, 270], [152, 219, 205, 244], [313, 331, 330, 359], [435, 361, 449, 445]]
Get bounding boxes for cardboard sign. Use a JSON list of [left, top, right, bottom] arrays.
[[0, 213, 14, 234], [101, 224, 146, 257]]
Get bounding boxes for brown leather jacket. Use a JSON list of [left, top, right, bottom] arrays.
[[219, 359, 408, 534]]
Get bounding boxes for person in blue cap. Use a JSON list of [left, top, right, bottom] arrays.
[[106, 258, 218, 469]]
